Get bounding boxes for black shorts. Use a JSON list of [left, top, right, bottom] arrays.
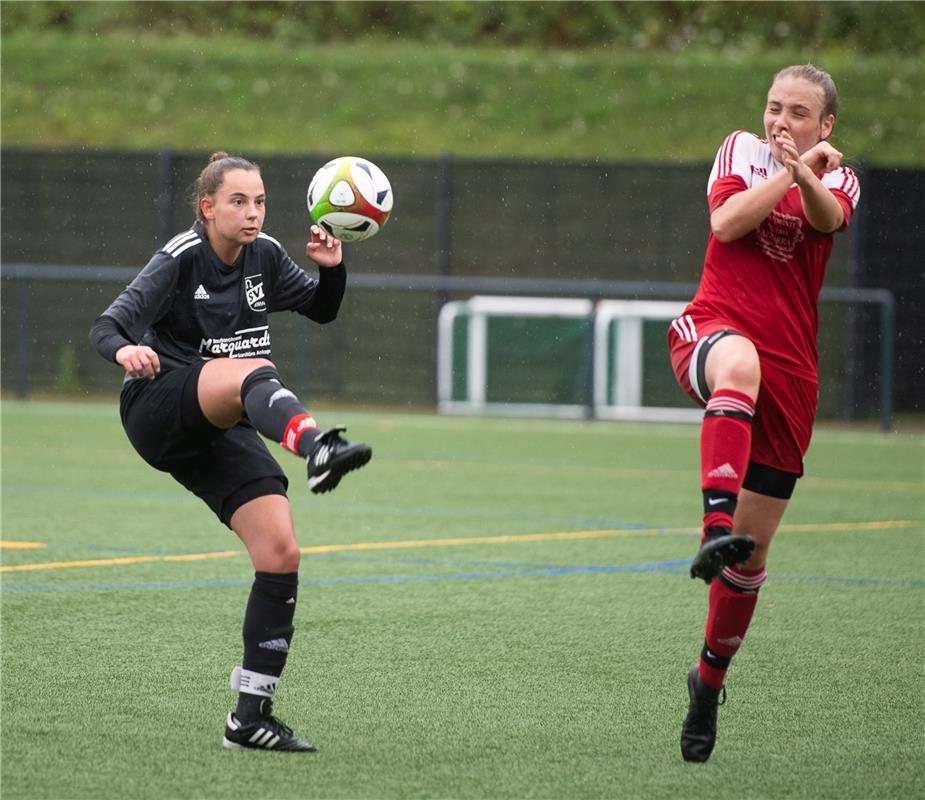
[[120, 361, 288, 527]]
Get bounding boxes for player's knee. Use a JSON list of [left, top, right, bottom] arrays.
[[282, 547, 301, 573], [743, 543, 770, 572], [716, 350, 760, 396], [266, 540, 301, 573]]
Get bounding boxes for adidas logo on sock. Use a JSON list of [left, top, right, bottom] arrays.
[[708, 462, 738, 479], [194, 284, 210, 300], [258, 638, 290, 653], [268, 387, 298, 407]]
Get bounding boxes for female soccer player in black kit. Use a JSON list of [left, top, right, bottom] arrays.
[[89, 152, 371, 752]]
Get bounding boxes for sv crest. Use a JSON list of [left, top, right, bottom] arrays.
[[244, 275, 266, 311]]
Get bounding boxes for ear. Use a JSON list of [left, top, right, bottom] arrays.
[[200, 196, 215, 221], [819, 114, 835, 142]]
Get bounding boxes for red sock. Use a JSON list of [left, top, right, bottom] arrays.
[[699, 566, 767, 689], [700, 389, 754, 536], [280, 413, 318, 457]]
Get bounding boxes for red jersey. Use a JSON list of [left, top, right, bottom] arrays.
[[685, 130, 861, 380]]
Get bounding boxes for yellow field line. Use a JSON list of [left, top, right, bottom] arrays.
[[298, 527, 672, 555], [0, 550, 241, 573], [1, 520, 921, 574]]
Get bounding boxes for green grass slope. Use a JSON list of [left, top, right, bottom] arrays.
[[2, 31, 923, 165]]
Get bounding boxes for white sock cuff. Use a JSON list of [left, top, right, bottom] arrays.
[[230, 666, 279, 697], [721, 566, 767, 592]]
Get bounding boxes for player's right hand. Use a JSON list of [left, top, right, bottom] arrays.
[[115, 344, 161, 379], [306, 224, 343, 268], [779, 131, 821, 187]]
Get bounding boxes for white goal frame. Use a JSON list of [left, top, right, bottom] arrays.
[[436, 295, 702, 422]]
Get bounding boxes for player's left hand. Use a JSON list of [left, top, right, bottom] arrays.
[[800, 140, 843, 175], [306, 225, 343, 268]]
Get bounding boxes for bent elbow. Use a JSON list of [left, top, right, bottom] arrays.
[[822, 211, 845, 234], [710, 220, 736, 244], [710, 213, 755, 243], [808, 212, 844, 235]]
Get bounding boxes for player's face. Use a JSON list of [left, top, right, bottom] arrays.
[[202, 168, 266, 248], [764, 76, 834, 163]]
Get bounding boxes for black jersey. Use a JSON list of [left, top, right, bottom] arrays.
[[91, 222, 346, 372]]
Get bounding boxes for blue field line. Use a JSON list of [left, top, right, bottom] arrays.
[[313, 550, 569, 570], [3, 558, 923, 593], [659, 566, 925, 589], [2, 559, 689, 592], [773, 575, 925, 588]]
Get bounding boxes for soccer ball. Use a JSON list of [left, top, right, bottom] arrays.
[[306, 156, 393, 242]]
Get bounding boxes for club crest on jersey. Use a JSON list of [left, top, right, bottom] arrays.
[[757, 210, 805, 262], [245, 275, 266, 312]]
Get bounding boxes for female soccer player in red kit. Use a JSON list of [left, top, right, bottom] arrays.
[[667, 65, 860, 762]]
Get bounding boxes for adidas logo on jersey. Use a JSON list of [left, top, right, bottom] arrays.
[[708, 462, 739, 479], [194, 284, 210, 300]]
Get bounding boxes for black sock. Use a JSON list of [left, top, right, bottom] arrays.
[[235, 693, 268, 723], [236, 571, 299, 722], [240, 366, 317, 457]]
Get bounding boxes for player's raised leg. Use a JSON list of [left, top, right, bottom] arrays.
[[198, 357, 371, 493], [690, 334, 759, 582]]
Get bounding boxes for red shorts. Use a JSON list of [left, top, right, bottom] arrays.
[[667, 314, 818, 476]]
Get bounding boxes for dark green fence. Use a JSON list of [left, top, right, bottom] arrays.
[[1, 149, 920, 421]]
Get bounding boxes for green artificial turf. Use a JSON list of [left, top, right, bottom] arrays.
[[2, 401, 923, 798]]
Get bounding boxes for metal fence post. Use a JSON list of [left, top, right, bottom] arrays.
[[880, 291, 895, 433], [15, 279, 32, 399], [158, 149, 175, 244], [433, 155, 453, 402], [583, 299, 597, 419]]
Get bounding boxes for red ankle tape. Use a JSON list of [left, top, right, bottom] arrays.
[[281, 414, 317, 454]]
